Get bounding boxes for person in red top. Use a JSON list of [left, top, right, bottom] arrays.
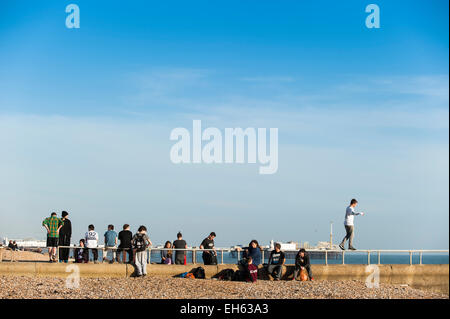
[[246, 256, 258, 283]]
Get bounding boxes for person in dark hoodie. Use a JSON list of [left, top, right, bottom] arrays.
[[74, 239, 89, 263], [58, 211, 72, 263], [243, 240, 262, 266], [293, 248, 314, 281]]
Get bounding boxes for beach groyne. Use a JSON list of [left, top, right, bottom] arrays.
[[0, 263, 448, 294]]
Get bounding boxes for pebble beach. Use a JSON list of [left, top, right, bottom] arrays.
[[0, 275, 447, 299]]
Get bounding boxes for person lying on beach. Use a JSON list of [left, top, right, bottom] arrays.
[[293, 248, 314, 281]]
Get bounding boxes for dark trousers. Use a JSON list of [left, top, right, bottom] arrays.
[[341, 225, 354, 248], [202, 252, 217, 265], [89, 248, 98, 262], [118, 248, 133, 263], [267, 264, 283, 280], [58, 234, 71, 261], [294, 264, 313, 279], [175, 254, 185, 265]]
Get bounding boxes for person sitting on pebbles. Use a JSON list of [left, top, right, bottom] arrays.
[[293, 248, 314, 281], [266, 243, 285, 281]]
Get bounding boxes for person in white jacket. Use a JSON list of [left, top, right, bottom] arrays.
[[85, 224, 99, 263], [339, 199, 365, 250]]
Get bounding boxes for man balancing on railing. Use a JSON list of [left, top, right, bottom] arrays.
[[200, 232, 217, 265], [339, 198, 365, 251]]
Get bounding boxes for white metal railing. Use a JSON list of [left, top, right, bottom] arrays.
[[48, 246, 449, 265], [1, 246, 447, 265]]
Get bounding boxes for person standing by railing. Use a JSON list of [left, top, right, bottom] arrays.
[[132, 225, 152, 277], [118, 224, 133, 264], [58, 211, 72, 263], [173, 232, 187, 265], [42, 212, 64, 263], [104, 224, 118, 264], [85, 224, 99, 263], [200, 232, 217, 265], [339, 199, 365, 251]]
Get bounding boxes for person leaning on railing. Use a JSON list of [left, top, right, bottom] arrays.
[[172, 232, 187, 265], [200, 232, 217, 265]]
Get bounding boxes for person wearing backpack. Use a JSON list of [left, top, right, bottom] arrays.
[[132, 225, 152, 277]]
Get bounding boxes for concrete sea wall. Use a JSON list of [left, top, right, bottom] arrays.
[[0, 263, 448, 294]]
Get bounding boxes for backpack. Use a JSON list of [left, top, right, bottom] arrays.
[[133, 234, 146, 252], [232, 270, 247, 282], [218, 269, 235, 281], [192, 267, 206, 279], [185, 273, 195, 279]]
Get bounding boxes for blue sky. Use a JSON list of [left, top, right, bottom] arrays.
[[0, 0, 448, 249]]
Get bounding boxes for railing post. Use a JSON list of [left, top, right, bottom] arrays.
[[237, 249, 240, 263], [325, 250, 328, 265], [342, 251, 345, 265], [261, 250, 265, 264], [377, 251, 381, 265], [409, 251, 412, 265], [193, 249, 196, 264], [367, 251, 370, 265], [148, 248, 151, 264], [221, 250, 224, 265], [419, 251, 423, 265]]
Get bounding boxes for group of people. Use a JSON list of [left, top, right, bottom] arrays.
[[239, 240, 313, 282], [7, 240, 18, 251], [41, 199, 365, 280]]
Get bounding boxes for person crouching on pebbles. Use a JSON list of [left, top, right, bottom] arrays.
[[132, 226, 152, 277], [293, 248, 314, 281]]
